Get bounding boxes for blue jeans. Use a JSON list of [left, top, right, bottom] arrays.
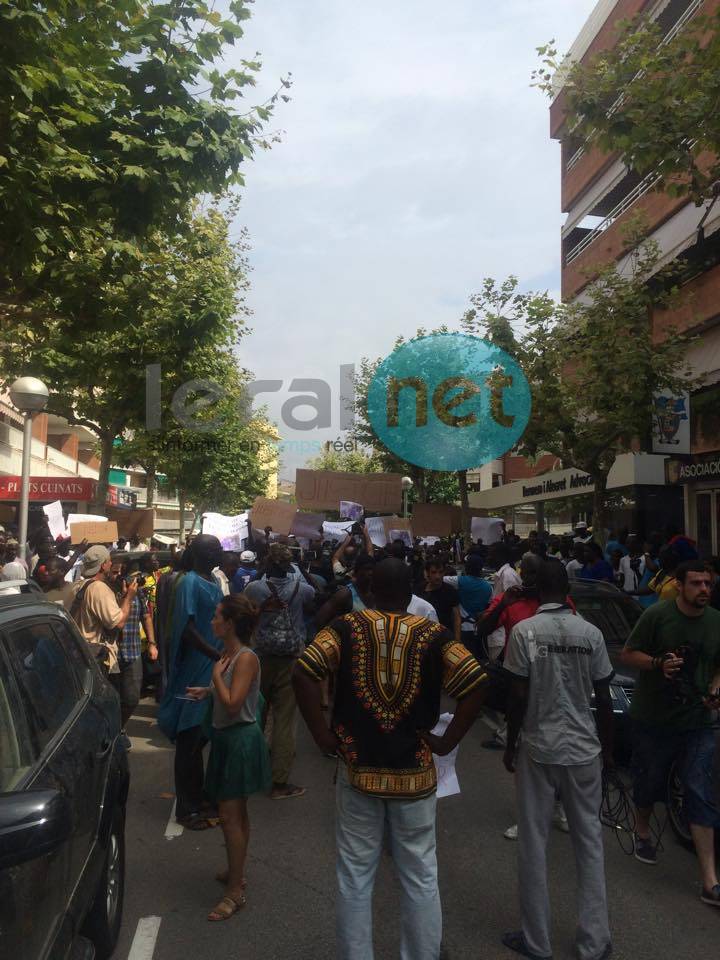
[[335, 765, 442, 960]]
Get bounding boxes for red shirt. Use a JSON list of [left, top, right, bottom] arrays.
[[483, 593, 576, 652]]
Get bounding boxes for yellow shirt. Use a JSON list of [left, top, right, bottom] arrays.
[[649, 571, 679, 602]]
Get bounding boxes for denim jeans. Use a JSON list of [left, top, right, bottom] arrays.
[[335, 765, 442, 960]]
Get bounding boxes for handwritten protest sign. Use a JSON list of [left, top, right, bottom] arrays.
[[43, 500, 67, 540], [290, 512, 325, 540], [202, 512, 249, 550], [410, 503, 461, 538], [296, 470, 402, 513], [470, 516, 505, 545], [250, 498, 297, 537], [106, 507, 154, 539], [339, 500, 364, 521], [69, 520, 118, 545]]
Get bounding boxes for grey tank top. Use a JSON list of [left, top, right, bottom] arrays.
[[212, 648, 261, 729]]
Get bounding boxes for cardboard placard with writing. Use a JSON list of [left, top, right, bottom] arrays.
[[290, 512, 325, 541], [106, 507, 155, 539], [70, 520, 119, 545], [250, 497, 297, 537], [295, 469, 403, 513], [410, 503, 461, 537], [382, 516, 413, 540]]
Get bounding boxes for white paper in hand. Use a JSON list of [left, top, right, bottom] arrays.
[[431, 712, 460, 798]]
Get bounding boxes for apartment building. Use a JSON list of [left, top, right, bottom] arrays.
[[555, 0, 720, 552], [470, 0, 719, 543]]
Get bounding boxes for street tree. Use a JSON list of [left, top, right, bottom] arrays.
[[0, 206, 258, 510], [0, 0, 288, 299], [464, 243, 696, 544], [307, 447, 384, 474], [533, 9, 720, 208]]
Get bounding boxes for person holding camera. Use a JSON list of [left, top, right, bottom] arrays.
[[620, 561, 720, 906], [332, 523, 374, 578]]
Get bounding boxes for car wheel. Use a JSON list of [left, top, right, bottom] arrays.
[[666, 760, 693, 851], [83, 805, 125, 959]]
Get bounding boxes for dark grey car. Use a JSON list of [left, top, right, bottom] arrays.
[[0, 591, 129, 959]]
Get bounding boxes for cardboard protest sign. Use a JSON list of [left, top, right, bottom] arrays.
[[296, 469, 402, 513], [43, 500, 67, 541], [106, 507, 154, 539], [410, 503, 461, 537], [250, 497, 297, 537], [290, 512, 325, 541], [69, 520, 118, 545], [470, 516, 505, 545], [202, 512, 249, 551], [339, 500, 364, 521], [382, 516, 413, 540]]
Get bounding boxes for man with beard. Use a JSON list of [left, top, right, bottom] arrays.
[[621, 562, 720, 905]]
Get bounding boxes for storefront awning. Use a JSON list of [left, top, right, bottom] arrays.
[[468, 454, 668, 511]]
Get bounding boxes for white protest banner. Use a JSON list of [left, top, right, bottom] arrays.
[[365, 516, 388, 547], [339, 501, 364, 521], [322, 520, 353, 541], [431, 713, 460, 798], [43, 500, 67, 540], [470, 516, 504, 545], [388, 529, 413, 548], [68, 512, 107, 530], [202, 512, 249, 551]]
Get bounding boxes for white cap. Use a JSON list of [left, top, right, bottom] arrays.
[[575, 521, 588, 529], [240, 550, 256, 563]]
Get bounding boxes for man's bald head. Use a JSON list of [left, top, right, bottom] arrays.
[[372, 558, 412, 612]]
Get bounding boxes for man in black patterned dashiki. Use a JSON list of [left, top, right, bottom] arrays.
[[293, 558, 487, 960]]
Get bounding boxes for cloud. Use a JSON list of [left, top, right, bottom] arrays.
[[224, 0, 598, 478]]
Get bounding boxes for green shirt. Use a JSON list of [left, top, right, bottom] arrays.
[[626, 600, 720, 732]]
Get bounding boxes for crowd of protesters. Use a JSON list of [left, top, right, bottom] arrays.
[[2, 512, 718, 956]]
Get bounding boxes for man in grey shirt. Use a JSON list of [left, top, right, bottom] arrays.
[[501, 560, 614, 960], [245, 543, 316, 799]]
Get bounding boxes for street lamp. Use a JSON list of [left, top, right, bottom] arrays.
[[401, 476, 413, 519], [9, 377, 49, 558]]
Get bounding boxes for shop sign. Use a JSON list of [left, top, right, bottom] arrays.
[[106, 485, 137, 509], [666, 455, 720, 483], [0, 475, 96, 501], [521, 471, 594, 500]]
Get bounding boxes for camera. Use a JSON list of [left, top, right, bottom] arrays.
[[665, 644, 701, 707]]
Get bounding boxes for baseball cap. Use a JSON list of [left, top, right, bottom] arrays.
[[575, 521, 588, 529], [240, 550, 256, 563], [82, 544, 111, 576]]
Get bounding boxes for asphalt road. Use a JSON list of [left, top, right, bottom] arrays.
[[115, 699, 718, 960]]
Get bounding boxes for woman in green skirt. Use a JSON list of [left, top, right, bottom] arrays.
[[187, 593, 270, 921]]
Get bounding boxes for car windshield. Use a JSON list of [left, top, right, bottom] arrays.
[[572, 596, 641, 649]]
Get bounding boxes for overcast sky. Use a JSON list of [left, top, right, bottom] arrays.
[[227, 0, 598, 480]]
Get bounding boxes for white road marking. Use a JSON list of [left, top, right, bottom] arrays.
[[164, 800, 184, 839], [128, 916, 162, 960]]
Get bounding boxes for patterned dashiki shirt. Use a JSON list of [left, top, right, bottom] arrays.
[[298, 609, 486, 799]]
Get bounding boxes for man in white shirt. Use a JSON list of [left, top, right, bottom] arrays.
[[566, 542, 587, 580]]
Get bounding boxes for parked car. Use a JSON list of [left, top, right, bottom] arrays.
[[0, 589, 129, 959]]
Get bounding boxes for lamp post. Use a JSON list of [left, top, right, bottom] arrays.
[[401, 476, 413, 519], [9, 377, 49, 558]]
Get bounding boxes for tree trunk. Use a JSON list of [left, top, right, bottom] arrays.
[[92, 432, 115, 513], [591, 472, 609, 548], [458, 469, 471, 546], [145, 462, 156, 509]]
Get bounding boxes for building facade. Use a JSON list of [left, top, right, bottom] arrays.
[[471, 0, 718, 544]]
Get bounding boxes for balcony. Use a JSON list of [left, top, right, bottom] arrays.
[[563, 0, 706, 174]]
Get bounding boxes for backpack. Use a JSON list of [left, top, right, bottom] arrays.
[[69, 580, 118, 674], [257, 580, 303, 656]]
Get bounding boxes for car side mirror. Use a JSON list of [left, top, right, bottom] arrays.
[[0, 789, 72, 869]]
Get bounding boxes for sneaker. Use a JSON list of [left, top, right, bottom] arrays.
[[588, 945, 612, 960], [633, 834, 657, 865], [552, 803, 569, 834], [504, 824, 519, 841], [120, 731, 132, 751], [700, 884, 720, 906], [501, 930, 552, 960]]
